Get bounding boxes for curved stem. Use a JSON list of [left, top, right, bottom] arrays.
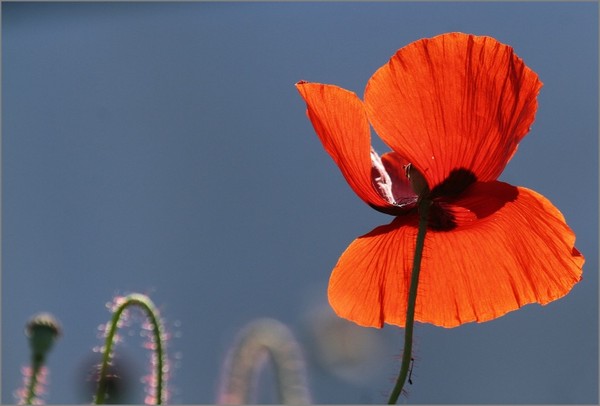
[[388, 198, 431, 404], [217, 318, 311, 404], [95, 293, 165, 405]]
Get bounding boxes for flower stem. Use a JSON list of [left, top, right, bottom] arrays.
[[24, 356, 43, 405], [217, 318, 311, 404], [95, 293, 166, 405], [388, 198, 431, 404]]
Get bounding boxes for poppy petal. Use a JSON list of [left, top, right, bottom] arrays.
[[328, 214, 419, 328], [296, 81, 392, 209], [364, 32, 543, 190], [328, 181, 583, 328], [418, 182, 584, 327]]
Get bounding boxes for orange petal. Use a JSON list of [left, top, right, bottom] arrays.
[[296, 81, 391, 209], [328, 181, 583, 328], [328, 214, 418, 328], [364, 33, 543, 190]]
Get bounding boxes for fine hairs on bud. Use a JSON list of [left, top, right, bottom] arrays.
[[217, 318, 311, 405]]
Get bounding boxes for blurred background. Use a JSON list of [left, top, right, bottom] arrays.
[[2, 2, 598, 404]]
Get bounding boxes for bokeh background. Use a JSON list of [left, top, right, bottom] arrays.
[[2, 2, 598, 404]]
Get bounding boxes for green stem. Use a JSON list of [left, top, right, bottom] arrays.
[[95, 293, 166, 405], [388, 198, 431, 404], [24, 356, 43, 405]]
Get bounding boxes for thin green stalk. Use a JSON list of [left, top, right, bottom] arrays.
[[95, 293, 166, 405], [24, 356, 43, 405], [388, 198, 431, 404]]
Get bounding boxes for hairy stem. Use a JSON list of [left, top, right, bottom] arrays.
[[217, 318, 311, 404], [388, 198, 431, 404], [95, 293, 165, 404], [24, 356, 43, 405]]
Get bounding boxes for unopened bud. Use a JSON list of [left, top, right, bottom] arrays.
[[26, 313, 61, 359]]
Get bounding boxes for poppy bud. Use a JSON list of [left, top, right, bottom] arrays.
[[26, 312, 61, 360]]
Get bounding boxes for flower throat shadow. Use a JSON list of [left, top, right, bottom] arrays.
[[428, 168, 519, 231], [372, 167, 519, 232]]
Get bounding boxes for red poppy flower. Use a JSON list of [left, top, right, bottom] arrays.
[[296, 32, 584, 328]]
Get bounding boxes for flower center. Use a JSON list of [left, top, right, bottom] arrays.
[[370, 150, 477, 230]]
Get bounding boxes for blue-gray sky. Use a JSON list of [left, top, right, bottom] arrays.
[[2, 2, 598, 404]]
